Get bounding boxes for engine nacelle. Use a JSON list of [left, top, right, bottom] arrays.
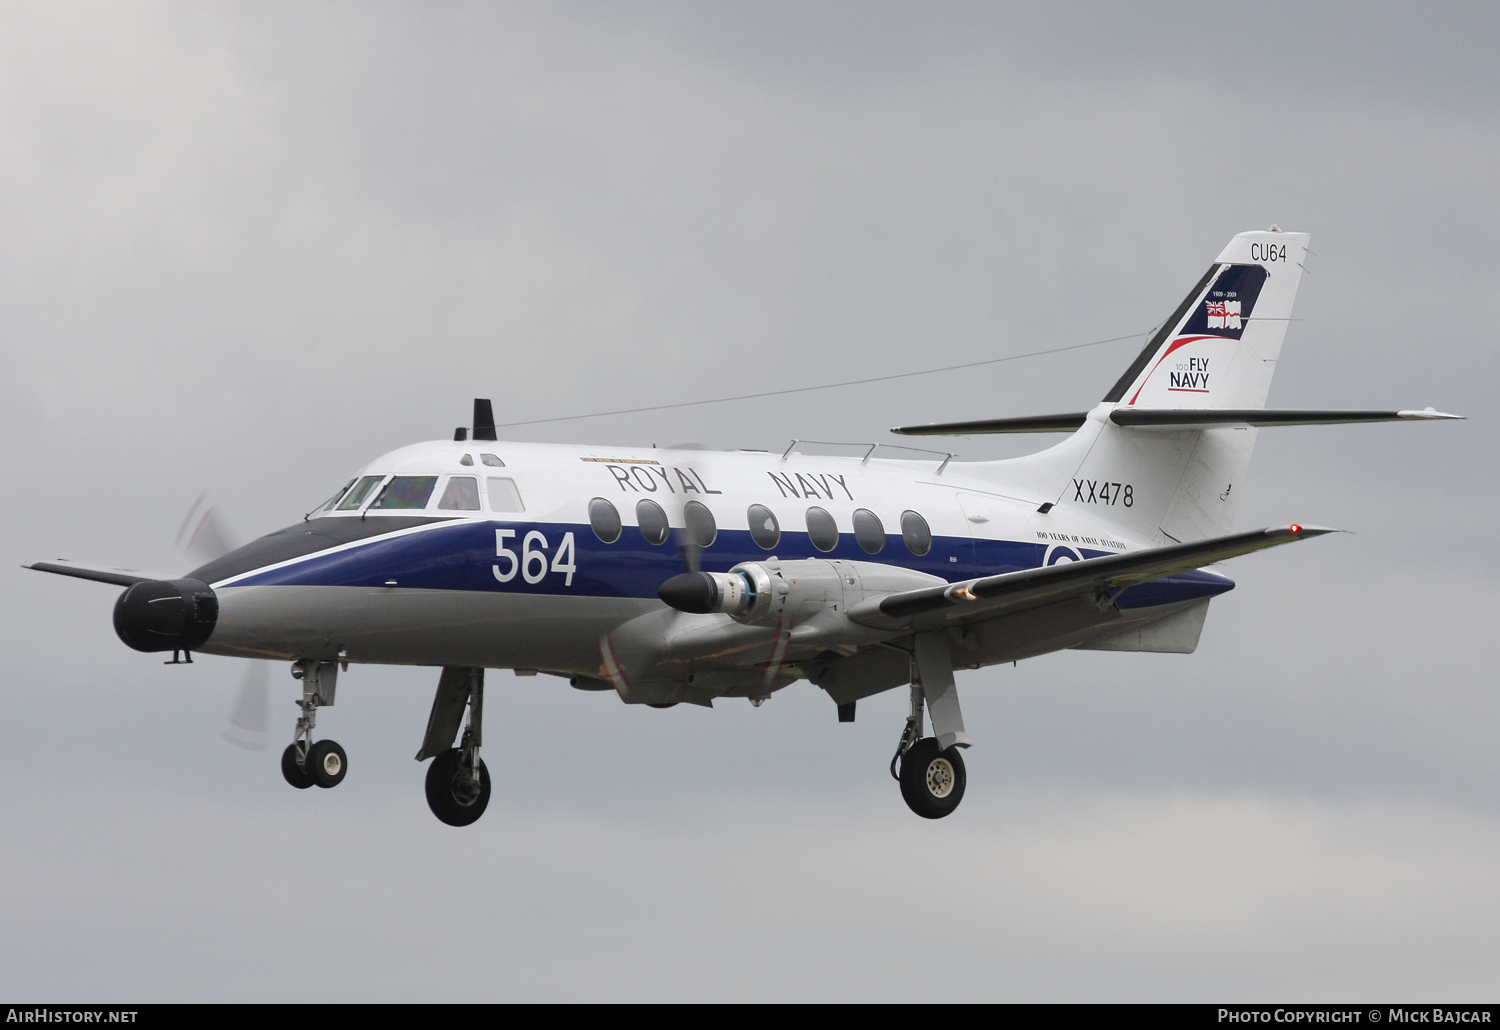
[[657, 559, 942, 627], [113, 577, 218, 653]]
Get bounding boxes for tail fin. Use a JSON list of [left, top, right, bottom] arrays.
[[984, 229, 1310, 544], [1104, 229, 1309, 410]]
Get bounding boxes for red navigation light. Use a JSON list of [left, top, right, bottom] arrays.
[[1290, 524, 1301, 534]]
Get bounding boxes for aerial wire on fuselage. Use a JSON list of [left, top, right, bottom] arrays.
[[492, 328, 1155, 429]]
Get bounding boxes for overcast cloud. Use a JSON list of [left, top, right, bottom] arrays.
[[1, 1, 1496, 1001]]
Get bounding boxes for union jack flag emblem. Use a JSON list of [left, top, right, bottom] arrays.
[[1206, 299, 1242, 330]]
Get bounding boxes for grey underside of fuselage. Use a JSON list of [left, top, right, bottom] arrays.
[[201, 585, 1204, 698], [202, 586, 655, 670]]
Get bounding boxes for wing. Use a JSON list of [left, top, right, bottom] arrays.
[[847, 524, 1336, 632], [23, 560, 172, 587]]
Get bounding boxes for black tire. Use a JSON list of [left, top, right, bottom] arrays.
[[898, 737, 966, 819], [281, 743, 314, 789], [424, 748, 492, 827], [308, 739, 348, 788]]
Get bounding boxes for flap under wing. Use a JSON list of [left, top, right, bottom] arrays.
[[890, 408, 1463, 436], [847, 524, 1336, 631]]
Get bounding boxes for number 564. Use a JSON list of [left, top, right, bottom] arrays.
[[493, 528, 577, 586]]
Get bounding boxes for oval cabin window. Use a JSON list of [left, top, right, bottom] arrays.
[[636, 499, 669, 546], [588, 497, 622, 543], [901, 510, 932, 556], [805, 507, 839, 552], [852, 508, 885, 554], [747, 504, 780, 550], [684, 500, 717, 548]]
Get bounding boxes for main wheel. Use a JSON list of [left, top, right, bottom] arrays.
[[281, 743, 314, 789], [898, 737, 966, 819], [308, 739, 348, 788], [424, 748, 492, 826]]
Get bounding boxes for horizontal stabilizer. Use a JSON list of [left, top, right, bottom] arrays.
[[891, 412, 1094, 435], [891, 408, 1463, 436], [848, 524, 1336, 629], [23, 560, 171, 587]]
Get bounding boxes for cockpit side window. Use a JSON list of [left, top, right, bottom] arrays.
[[487, 477, 525, 512], [336, 475, 385, 511], [480, 453, 505, 467], [438, 476, 481, 511], [371, 476, 438, 510]]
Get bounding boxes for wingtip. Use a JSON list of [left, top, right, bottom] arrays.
[[1282, 524, 1342, 539], [1397, 409, 1465, 420]]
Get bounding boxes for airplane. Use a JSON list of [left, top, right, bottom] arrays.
[[25, 228, 1462, 826]]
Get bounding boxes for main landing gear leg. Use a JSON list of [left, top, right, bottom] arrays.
[[891, 634, 968, 819], [417, 667, 491, 827], [281, 660, 347, 790]]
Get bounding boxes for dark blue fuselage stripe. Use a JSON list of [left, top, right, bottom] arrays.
[[224, 520, 1233, 609]]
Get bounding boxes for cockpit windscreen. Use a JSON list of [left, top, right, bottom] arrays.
[[371, 476, 438, 510], [336, 475, 385, 511]]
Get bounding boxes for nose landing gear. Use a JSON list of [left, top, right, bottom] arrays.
[[280, 660, 348, 790]]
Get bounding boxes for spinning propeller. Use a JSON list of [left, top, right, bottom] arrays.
[[177, 495, 272, 751]]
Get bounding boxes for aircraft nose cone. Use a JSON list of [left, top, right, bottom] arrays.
[[113, 578, 218, 653], [658, 572, 719, 614]]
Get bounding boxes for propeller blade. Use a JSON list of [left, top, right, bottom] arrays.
[[677, 534, 702, 574], [223, 660, 271, 751], [660, 447, 717, 575], [761, 618, 791, 691], [175, 493, 241, 565]]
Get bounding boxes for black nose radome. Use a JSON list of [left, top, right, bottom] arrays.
[[658, 572, 718, 614], [113, 578, 218, 653]]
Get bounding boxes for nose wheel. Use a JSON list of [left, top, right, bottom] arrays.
[[281, 743, 313, 789], [281, 739, 348, 789], [280, 660, 348, 790]]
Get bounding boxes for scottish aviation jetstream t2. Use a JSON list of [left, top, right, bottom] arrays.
[[27, 229, 1461, 825]]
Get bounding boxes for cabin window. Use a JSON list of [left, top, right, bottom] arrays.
[[372, 476, 438, 510], [805, 506, 838, 552], [852, 508, 885, 554], [480, 453, 505, 467], [459, 454, 474, 466], [636, 499, 669, 545], [684, 500, 717, 548], [747, 504, 780, 550], [487, 477, 525, 513], [589, 497, 622, 543], [318, 479, 357, 513], [438, 476, 481, 511], [901, 510, 932, 556], [336, 475, 385, 511]]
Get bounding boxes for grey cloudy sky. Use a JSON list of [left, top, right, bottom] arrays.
[[1, 1, 1496, 1001]]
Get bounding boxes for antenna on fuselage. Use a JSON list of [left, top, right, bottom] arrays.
[[473, 398, 497, 441]]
